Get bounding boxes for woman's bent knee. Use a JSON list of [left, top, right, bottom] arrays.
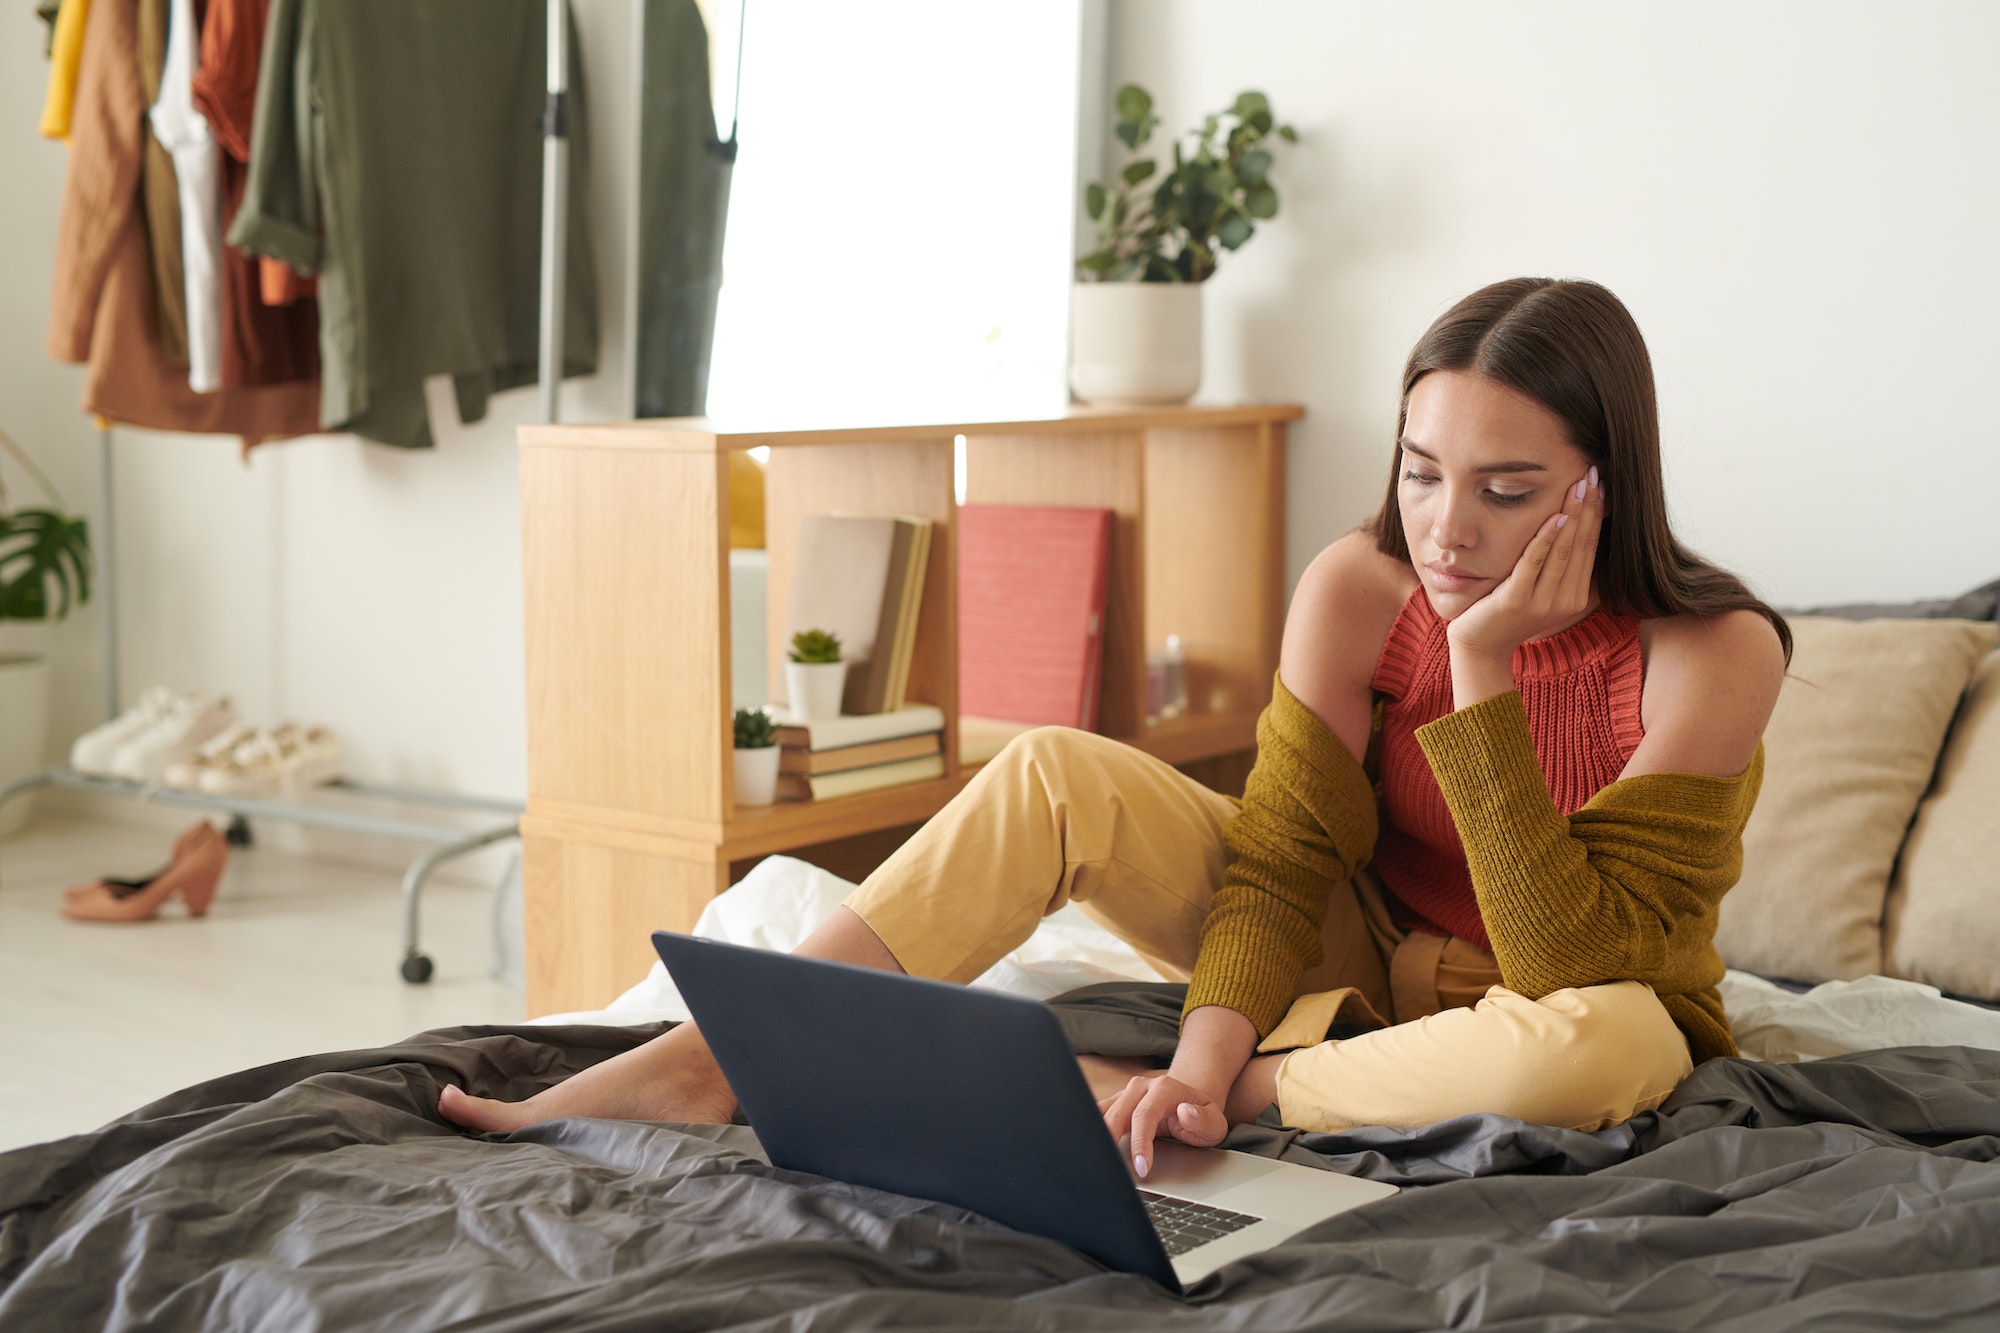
[[995, 725, 1142, 775], [1475, 982, 1694, 1130]]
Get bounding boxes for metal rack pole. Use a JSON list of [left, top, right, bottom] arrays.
[[537, 0, 570, 426], [97, 427, 118, 721]]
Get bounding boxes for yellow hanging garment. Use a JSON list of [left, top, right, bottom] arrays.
[[39, 0, 93, 140]]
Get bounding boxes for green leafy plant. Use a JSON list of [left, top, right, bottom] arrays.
[[733, 706, 776, 750], [0, 426, 92, 623], [1077, 84, 1298, 284], [788, 628, 842, 664]]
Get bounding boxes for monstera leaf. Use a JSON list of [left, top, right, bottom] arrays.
[[0, 506, 92, 621]]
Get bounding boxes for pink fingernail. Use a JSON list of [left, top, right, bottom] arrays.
[[1135, 1155, 1149, 1178], [1588, 466, 1599, 490], [1556, 514, 1568, 530], [1575, 479, 1586, 501]]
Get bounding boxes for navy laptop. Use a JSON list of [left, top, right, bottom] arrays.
[[652, 930, 1190, 1288]]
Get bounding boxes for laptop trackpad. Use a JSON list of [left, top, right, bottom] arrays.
[[1137, 1141, 1284, 1195]]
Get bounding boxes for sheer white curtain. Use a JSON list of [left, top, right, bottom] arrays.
[[704, 0, 1084, 425]]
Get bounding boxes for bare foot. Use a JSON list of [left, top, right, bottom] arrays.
[[437, 1025, 739, 1132]]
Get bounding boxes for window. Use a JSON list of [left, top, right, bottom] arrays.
[[704, 0, 1084, 425]]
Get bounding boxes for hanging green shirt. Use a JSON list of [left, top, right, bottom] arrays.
[[229, 0, 597, 449], [633, 0, 734, 419]]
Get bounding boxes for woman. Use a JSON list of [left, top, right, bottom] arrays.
[[443, 278, 1789, 1179]]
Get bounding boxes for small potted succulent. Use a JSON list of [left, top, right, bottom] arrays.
[[732, 706, 780, 806], [785, 628, 845, 720], [1, 426, 92, 837], [1072, 84, 1297, 405]]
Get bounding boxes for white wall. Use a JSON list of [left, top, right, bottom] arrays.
[[2, 0, 1084, 806], [1105, 0, 2000, 608], [0, 23, 109, 751]]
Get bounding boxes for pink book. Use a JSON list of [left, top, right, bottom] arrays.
[[957, 505, 1113, 730]]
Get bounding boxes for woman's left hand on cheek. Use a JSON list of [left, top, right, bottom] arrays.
[[1448, 466, 1604, 661]]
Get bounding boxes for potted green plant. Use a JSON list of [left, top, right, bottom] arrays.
[[785, 628, 845, 720], [1072, 84, 1297, 405], [0, 426, 93, 837], [732, 706, 780, 806]]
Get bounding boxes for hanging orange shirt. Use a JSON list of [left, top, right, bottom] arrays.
[[190, 0, 318, 388], [48, 0, 320, 444], [189, 0, 316, 313]]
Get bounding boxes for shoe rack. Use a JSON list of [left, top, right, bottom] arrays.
[[0, 429, 522, 986], [516, 403, 1302, 1016]]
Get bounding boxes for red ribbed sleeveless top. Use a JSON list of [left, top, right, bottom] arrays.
[[1369, 586, 1647, 951]]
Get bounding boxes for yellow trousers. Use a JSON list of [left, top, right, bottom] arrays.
[[845, 728, 1694, 1134]]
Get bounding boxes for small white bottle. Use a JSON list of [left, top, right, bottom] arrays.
[[1147, 634, 1187, 723]]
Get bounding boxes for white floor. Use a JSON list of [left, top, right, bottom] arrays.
[[0, 810, 523, 1153]]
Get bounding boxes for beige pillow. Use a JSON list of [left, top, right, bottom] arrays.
[[1717, 617, 2000, 982], [1884, 650, 2000, 998]]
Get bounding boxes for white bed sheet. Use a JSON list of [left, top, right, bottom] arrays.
[[535, 856, 2000, 1064]]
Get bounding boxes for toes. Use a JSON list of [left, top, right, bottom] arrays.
[[438, 1085, 507, 1131]]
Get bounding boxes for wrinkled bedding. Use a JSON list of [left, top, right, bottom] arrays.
[[5, 982, 2000, 1331], [546, 857, 2000, 1067]]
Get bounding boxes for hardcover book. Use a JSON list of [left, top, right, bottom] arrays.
[[957, 505, 1113, 730], [775, 753, 947, 802], [779, 731, 943, 776], [769, 703, 946, 751], [783, 514, 931, 715]]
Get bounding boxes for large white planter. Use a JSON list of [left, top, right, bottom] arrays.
[[732, 745, 780, 806], [0, 654, 50, 838], [1069, 281, 1203, 405], [785, 660, 847, 720]]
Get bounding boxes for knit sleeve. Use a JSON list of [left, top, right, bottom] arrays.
[[1415, 691, 1762, 1061], [1181, 673, 1380, 1036]]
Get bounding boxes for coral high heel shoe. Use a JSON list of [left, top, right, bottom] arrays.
[[62, 821, 216, 904], [61, 823, 228, 922]]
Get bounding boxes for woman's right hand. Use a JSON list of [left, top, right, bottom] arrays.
[[1098, 1072, 1229, 1179], [1099, 1004, 1258, 1177]]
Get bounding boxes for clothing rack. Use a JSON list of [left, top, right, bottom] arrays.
[[4, 0, 749, 984]]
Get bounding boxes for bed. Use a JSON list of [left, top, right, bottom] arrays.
[[6, 855, 2000, 1330]]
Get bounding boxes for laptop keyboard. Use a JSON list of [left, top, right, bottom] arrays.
[[1137, 1189, 1263, 1256]]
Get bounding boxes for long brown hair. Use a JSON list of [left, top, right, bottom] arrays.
[[1366, 277, 1792, 664]]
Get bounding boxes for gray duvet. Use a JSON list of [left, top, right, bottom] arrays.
[[4, 982, 2000, 1330]]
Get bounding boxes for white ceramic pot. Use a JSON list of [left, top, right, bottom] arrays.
[[0, 654, 50, 837], [732, 744, 780, 806], [1069, 281, 1203, 405], [785, 660, 847, 720]]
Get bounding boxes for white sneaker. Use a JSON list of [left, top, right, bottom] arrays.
[[198, 723, 342, 798], [279, 723, 343, 791], [162, 724, 257, 790], [197, 728, 286, 798], [109, 693, 239, 784], [69, 686, 179, 776]]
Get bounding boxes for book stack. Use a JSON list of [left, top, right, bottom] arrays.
[[783, 513, 934, 715], [771, 704, 947, 801]]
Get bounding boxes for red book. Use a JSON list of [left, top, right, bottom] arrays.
[[957, 505, 1113, 730]]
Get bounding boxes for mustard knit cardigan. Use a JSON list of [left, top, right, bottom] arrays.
[[1182, 675, 1762, 1064]]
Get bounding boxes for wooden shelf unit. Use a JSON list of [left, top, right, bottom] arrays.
[[517, 403, 1301, 1015]]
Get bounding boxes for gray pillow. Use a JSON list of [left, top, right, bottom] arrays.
[[1797, 577, 2000, 624]]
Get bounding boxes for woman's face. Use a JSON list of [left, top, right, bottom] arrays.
[[1397, 369, 1595, 621]]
